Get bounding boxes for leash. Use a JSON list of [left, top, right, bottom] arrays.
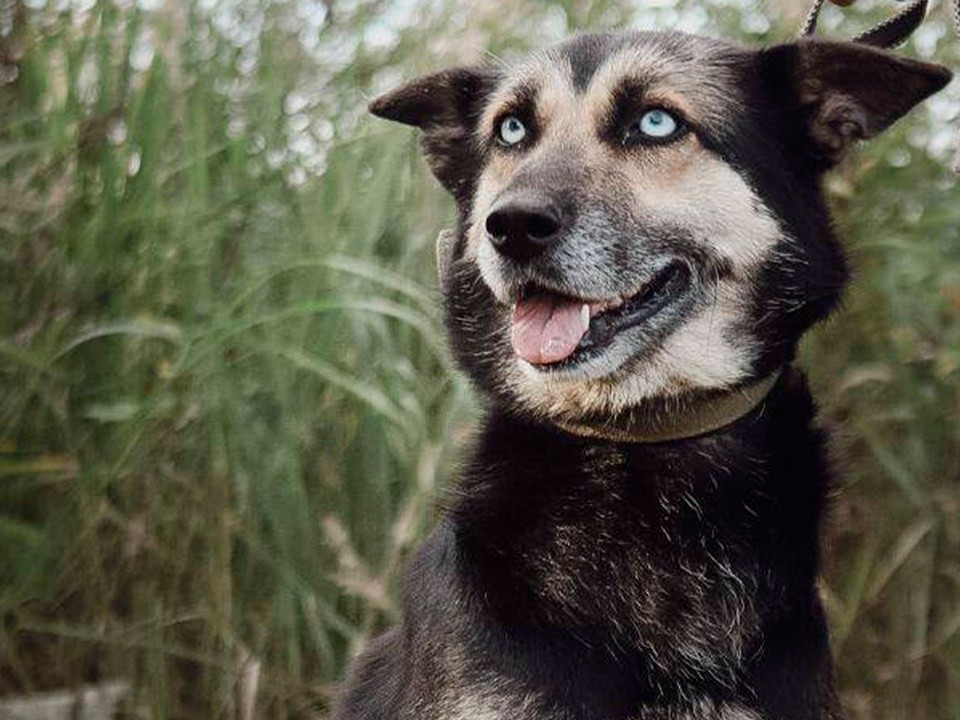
[[799, 0, 960, 171], [555, 371, 782, 444], [800, 0, 939, 47]]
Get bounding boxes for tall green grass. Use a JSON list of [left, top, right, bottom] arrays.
[[0, 1, 957, 718], [0, 1, 465, 714]]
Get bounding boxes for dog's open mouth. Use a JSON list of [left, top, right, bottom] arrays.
[[510, 261, 691, 367]]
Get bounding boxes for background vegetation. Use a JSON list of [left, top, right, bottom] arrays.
[[0, 0, 958, 717]]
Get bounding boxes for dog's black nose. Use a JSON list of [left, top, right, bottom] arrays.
[[485, 199, 562, 261]]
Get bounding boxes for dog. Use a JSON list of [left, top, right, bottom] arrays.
[[332, 28, 951, 720]]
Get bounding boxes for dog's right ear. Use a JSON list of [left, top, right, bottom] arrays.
[[761, 40, 952, 169], [369, 67, 496, 204]]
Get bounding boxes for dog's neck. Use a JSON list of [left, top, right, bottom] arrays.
[[553, 370, 782, 444], [451, 366, 830, 686]]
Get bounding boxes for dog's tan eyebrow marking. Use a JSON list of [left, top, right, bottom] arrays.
[[479, 54, 574, 136], [586, 44, 668, 103], [585, 41, 744, 132], [491, 83, 538, 120], [602, 77, 699, 124], [590, 77, 705, 136]]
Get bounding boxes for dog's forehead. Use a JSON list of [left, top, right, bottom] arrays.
[[557, 32, 739, 90], [484, 32, 749, 129]]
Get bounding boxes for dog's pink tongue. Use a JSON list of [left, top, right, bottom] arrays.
[[511, 293, 589, 365]]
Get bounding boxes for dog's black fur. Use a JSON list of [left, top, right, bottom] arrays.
[[338, 373, 834, 719], [333, 30, 951, 720]]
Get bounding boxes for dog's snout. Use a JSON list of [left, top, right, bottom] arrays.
[[485, 198, 563, 261]]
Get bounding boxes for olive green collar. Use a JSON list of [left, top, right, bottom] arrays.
[[555, 371, 783, 444]]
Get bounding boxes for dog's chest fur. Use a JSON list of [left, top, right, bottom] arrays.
[[335, 371, 840, 720]]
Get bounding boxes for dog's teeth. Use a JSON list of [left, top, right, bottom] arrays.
[[580, 303, 590, 329]]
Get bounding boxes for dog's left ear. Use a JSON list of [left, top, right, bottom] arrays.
[[369, 67, 496, 204], [762, 39, 952, 167]]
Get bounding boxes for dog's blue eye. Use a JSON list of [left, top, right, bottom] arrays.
[[639, 110, 676, 137], [498, 116, 527, 146], [624, 109, 683, 146]]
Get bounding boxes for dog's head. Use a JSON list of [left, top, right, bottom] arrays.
[[371, 32, 950, 426]]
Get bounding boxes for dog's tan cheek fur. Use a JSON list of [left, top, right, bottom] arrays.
[[468, 157, 514, 259], [635, 149, 780, 270], [616, 147, 779, 391], [469, 156, 526, 307]]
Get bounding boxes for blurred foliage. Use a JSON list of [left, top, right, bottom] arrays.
[[0, 0, 957, 718]]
